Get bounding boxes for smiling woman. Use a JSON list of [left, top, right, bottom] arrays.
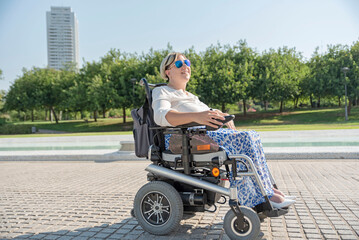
[[151, 52, 296, 209]]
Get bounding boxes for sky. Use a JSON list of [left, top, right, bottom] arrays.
[[0, 0, 359, 91]]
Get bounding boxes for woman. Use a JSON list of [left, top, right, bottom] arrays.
[[152, 52, 296, 208]]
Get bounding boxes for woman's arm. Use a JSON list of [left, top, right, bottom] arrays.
[[165, 110, 225, 129]]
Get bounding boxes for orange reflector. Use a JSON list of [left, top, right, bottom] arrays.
[[197, 144, 211, 151], [212, 167, 220, 177]]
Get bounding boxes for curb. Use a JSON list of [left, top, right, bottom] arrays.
[[0, 151, 141, 162], [265, 152, 359, 160], [0, 150, 358, 162]]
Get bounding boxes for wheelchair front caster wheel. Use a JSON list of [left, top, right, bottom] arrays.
[[224, 206, 261, 240], [133, 181, 183, 235]]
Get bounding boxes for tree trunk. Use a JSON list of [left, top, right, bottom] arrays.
[[348, 98, 352, 115], [242, 99, 247, 117], [317, 97, 321, 108], [338, 96, 341, 107], [31, 110, 34, 122], [310, 95, 313, 108], [49, 109, 52, 122], [264, 101, 268, 111], [51, 106, 59, 124], [59, 111, 62, 121], [279, 100, 283, 113], [45, 109, 48, 121], [294, 97, 299, 109], [102, 107, 106, 118], [80, 111, 84, 119], [221, 103, 226, 113], [94, 111, 97, 122], [123, 107, 126, 123]]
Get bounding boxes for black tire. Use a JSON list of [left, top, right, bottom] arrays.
[[130, 208, 135, 218], [224, 206, 261, 240], [134, 181, 183, 235]]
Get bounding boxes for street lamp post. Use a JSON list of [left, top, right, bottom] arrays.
[[341, 67, 349, 121]]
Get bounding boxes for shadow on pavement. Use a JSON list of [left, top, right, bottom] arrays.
[[11, 214, 266, 240]]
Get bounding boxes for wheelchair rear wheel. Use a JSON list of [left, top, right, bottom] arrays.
[[134, 181, 183, 235], [224, 206, 261, 240]]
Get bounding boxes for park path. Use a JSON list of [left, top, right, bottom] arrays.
[[0, 160, 358, 239]]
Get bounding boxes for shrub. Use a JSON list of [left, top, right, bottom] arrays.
[[0, 124, 33, 134], [253, 105, 263, 112]]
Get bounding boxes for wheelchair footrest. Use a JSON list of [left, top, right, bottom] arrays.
[[264, 208, 289, 217]]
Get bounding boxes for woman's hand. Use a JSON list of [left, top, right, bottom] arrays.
[[194, 110, 226, 129], [213, 110, 236, 130]]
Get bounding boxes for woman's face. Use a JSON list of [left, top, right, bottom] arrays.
[[166, 55, 191, 84]]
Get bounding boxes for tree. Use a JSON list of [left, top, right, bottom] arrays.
[[64, 73, 89, 119], [87, 66, 118, 120], [35, 68, 64, 123], [253, 51, 273, 111], [0, 90, 5, 111], [79, 60, 103, 120], [350, 41, 359, 107], [198, 44, 237, 112], [257, 47, 305, 112], [110, 50, 141, 123], [4, 68, 42, 121], [231, 41, 257, 116], [57, 69, 78, 120], [305, 44, 357, 114]]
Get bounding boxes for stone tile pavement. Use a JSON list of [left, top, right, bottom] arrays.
[[0, 160, 359, 240]]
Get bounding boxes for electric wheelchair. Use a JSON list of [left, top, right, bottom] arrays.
[[131, 78, 289, 240]]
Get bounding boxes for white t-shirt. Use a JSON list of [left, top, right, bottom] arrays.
[[152, 86, 210, 126]]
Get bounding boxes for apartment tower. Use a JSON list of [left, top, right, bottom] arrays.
[[46, 7, 79, 70]]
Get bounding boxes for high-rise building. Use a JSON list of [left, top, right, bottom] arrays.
[[46, 7, 79, 71]]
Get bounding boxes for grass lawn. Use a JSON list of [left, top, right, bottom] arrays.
[[1, 107, 358, 138], [14, 117, 134, 132], [235, 107, 359, 131]]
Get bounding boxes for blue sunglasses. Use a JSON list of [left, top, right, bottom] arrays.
[[174, 59, 191, 68]]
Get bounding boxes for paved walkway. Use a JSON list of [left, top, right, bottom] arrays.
[[1, 160, 359, 239]]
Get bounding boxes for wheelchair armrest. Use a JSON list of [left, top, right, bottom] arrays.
[[150, 115, 235, 132], [177, 115, 235, 131]]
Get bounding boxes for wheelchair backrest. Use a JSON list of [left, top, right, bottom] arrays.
[[131, 78, 167, 158]]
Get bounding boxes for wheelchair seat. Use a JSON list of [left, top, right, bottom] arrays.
[[162, 150, 227, 164], [132, 78, 229, 167]]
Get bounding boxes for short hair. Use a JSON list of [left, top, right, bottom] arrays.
[[160, 52, 187, 80]]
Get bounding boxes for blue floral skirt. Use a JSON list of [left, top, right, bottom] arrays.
[[165, 128, 274, 208]]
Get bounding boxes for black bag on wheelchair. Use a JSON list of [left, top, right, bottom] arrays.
[[131, 99, 152, 158], [131, 97, 164, 158]]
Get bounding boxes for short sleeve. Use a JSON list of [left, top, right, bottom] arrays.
[[152, 87, 178, 127]]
